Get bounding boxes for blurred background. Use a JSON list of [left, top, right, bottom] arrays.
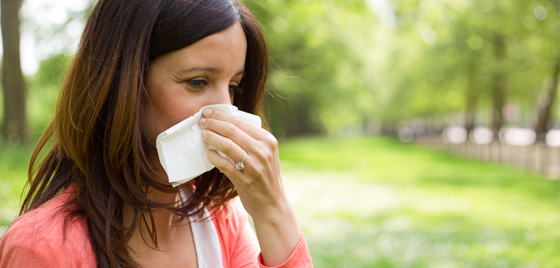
[[1, 0, 559, 267]]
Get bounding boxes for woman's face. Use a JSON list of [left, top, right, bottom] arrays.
[[142, 22, 247, 144]]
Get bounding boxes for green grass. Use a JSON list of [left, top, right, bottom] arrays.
[[1, 136, 558, 267], [0, 144, 33, 235], [279, 137, 559, 268]]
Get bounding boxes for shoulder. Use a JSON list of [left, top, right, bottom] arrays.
[[0, 188, 96, 268]]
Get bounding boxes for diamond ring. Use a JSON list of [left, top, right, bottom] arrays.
[[236, 150, 246, 170]]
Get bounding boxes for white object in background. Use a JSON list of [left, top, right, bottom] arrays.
[[398, 127, 414, 143], [546, 129, 560, 147], [156, 104, 261, 187], [501, 127, 536, 146], [443, 126, 467, 144], [470, 127, 493, 145]]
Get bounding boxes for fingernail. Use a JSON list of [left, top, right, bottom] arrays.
[[202, 109, 212, 117], [201, 130, 207, 136], [198, 118, 206, 125]]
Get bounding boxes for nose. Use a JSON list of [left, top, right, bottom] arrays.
[[209, 84, 233, 105]]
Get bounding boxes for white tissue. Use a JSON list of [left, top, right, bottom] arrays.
[[156, 104, 262, 187]]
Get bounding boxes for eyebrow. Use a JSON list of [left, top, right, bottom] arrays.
[[178, 67, 244, 76]]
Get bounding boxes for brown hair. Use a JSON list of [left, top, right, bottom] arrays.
[[21, 0, 268, 267]]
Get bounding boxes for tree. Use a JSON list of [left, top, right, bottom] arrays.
[[535, 59, 559, 136], [245, 0, 379, 137], [1, 0, 29, 144], [377, 0, 559, 136]]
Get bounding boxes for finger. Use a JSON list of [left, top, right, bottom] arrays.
[[200, 108, 269, 140], [207, 149, 241, 179], [201, 129, 246, 166], [207, 148, 258, 190], [199, 117, 256, 154]]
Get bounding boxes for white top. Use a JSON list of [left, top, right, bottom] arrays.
[[179, 188, 223, 268]]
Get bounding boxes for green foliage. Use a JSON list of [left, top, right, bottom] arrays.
[[0, 63, 3, 140], [33, 53, 70, 87], [246, 0, 559, 133], [379, 0, 559, 125], [27, 53, 70, 139], [245, 0, 379, 136]]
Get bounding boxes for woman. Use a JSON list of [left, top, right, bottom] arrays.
[[0, 0, 312, 267]]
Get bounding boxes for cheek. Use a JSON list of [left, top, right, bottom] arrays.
[[141, 88, 201, 144], [140, 99, 164, 144], [141, 83, 175, 143]]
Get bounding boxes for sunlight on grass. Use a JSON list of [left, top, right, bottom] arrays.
[[280, 137, 559, 268]]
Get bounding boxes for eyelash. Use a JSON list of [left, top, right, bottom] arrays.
[[186, 79, 244, 94], [185, 79, 207, 91]]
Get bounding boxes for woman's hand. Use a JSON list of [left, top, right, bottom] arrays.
[[198, 108, 301, 266]]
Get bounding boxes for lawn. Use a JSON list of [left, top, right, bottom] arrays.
[[280, 137, 559, 268], [0, 144, 34, 235], [1, 136, 559, 267]]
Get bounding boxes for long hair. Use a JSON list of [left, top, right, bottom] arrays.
[[20, 0, 268, 267]]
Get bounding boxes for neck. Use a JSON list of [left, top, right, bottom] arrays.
[[125, 146, 192, 248], [124, 186, 188, 248]]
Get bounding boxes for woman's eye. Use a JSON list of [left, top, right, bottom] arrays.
[[186, 79, 207, 91], [229, 85, 244, 95], [228, 85, 236, 95]]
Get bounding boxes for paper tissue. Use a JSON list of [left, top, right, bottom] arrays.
[[156, 104, 261, 187]]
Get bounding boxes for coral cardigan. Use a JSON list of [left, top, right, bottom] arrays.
[[0, 187, 312, 268]]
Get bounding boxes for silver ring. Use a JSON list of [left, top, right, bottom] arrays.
[[235, 150, 246, 170]]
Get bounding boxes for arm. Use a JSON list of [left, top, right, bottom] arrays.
[[199, 108, 311, 267]]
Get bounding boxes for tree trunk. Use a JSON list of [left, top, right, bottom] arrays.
[[464, 56, 478, 134], [284, 97, 322, 137], [490, 33, 506, 139], [264, 93, 323, 138], [535, 58, 560, 136], [1, 0, 29, 144]]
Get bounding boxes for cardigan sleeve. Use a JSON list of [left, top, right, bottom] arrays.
[[257, 234, 313, 268]]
